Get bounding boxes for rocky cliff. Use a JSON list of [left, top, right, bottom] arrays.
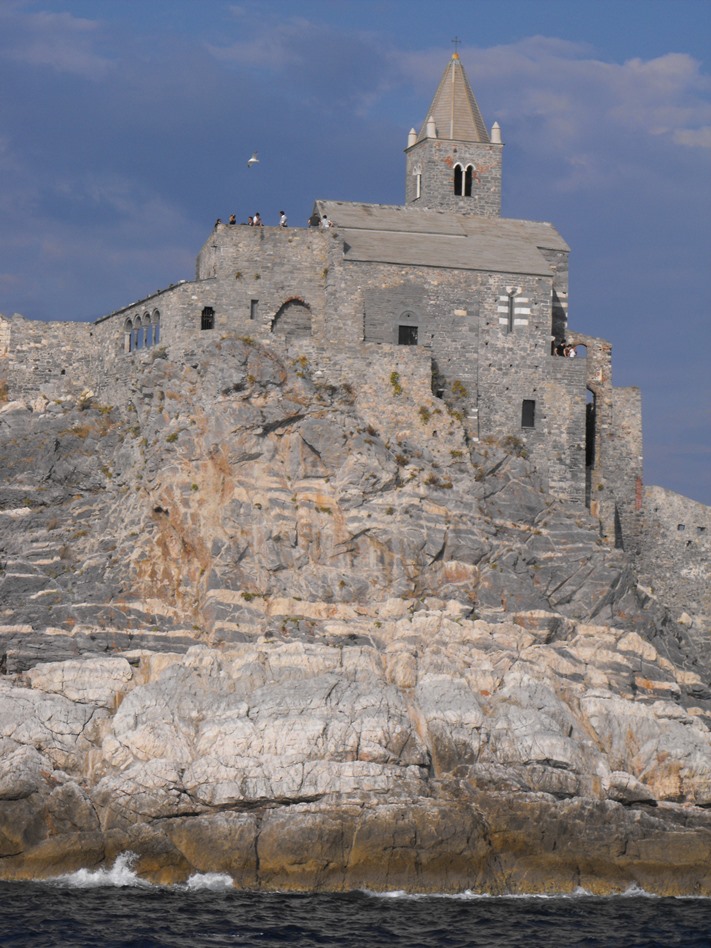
[[0, 334, 709, 893]]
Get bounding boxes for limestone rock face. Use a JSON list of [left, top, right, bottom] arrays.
[[26, 657, 133, 708], [0, 335, 709, 892], [0, 625, 708, 893]]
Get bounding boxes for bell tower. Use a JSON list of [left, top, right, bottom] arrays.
[[405, 51, 503, 217]]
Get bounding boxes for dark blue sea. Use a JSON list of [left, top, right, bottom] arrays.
[[0, 855, 709, 947]]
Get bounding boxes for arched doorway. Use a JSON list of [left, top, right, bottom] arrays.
[[272, 299, 312, 341]]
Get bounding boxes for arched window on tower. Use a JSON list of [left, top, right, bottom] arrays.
[[143, 312, 153, 347], [152, 310, 161, 345], [464, 165, 473, 197], [454, 163, 475, 197], [124, 318, 133, 353]]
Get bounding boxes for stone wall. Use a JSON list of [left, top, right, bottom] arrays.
[[541, 359, 588, 504], [639, 486, 711, 618], [91, 284, 196, 405], [571, 333, 643, 551], [0, 314, 93, 399], [607, 386, 643, 554], [0, 316, 9, 360]]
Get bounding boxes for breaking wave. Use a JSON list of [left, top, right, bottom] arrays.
[[53, 852, 151, 889], [52, 853, 233, 891]]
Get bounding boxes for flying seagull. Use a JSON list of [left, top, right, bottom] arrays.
[[247, 152, 259, 168]]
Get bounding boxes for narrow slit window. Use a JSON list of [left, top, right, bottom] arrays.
[[250, 299, 259, 320], [201, 307, 215, 331], [507, 294, 515, 334], [454, 164, 463, 196], [521, 399, 536, 429]]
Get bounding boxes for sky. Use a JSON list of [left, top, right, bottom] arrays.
[[0, 0, 709, 504]]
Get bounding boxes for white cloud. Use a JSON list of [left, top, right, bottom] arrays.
[[206, 9, 393, 115], [499, 42, 709, 149], [0, 7, 114, 78], [673, 126, 711, 148]]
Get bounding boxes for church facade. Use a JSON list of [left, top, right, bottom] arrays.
[[0, 53, 644, 554]]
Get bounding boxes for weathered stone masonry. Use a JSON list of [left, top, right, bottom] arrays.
[[639, 487, 711, 618]]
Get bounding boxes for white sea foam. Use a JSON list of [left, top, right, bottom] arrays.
[[360, 885, 643, 901], [184, 872, 234, 891], [53, 852, 151, 889], [366, 889, 409, 899], [621, 884, 660, 898], [361, 889, 490, 901], [573, 885, 593, 897]]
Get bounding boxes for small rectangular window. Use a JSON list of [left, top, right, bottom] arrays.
[[521, 399, 536, 428], [398, 325, 418, 346], [250, 299, 259, 320], [201, 307, 215, 331]]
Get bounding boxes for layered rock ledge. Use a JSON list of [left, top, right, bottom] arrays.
[[1, 612, 709, 894]]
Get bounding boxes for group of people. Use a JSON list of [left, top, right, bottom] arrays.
[[554, 339, 577, 358], [213, 211, 338, 230], [215, 211, 288, 228], [306, 213, 333, 228], [214, 211, 338, 230]]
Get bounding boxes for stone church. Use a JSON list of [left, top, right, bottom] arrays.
[[0, 53, 650, 556]]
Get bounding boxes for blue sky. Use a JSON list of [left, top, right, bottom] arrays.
[[1, 0, 709, 503]]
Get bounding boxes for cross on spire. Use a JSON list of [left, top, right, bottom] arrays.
[[451, 36, 462, 56]]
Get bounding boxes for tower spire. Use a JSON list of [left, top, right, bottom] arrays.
[[416, 51, 489, 143]]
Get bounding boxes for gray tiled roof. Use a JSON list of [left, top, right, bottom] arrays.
[[417, 54, 490, 143], [314, 200, 569, 276]]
